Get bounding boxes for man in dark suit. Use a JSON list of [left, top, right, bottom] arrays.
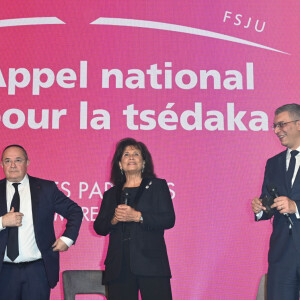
[[0, 145, 83, 300], [252, 103, 300, 299]]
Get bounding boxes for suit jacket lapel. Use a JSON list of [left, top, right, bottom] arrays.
[[292, 156, 300, 193], [28, 175, 40, 225], [0, 179, 7, 216], [116, 184, 123, 205], [279, 150, 291, 194]]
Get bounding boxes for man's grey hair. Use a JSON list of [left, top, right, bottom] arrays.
[[275, 103, 300, 120]]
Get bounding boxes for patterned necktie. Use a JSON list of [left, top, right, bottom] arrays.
[[287, 150, 299, 188], [7, 183, 21, 261]]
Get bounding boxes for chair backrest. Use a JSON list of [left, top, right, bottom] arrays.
[[63, 270, 107, 300], [256, 273, 267, 300]]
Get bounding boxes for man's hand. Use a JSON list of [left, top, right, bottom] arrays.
[[52, 238, 69, 252], [252, 197, 266, 214], [114, 204, 141, 222], [271, 196, 297, 214], [2, 207, 24, 227]]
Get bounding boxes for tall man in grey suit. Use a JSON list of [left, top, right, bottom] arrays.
[[252, 104, 300, 299], [0, 145, 83, 300]]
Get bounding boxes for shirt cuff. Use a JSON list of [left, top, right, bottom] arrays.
[[0, 217, 5, 231], [256, 211, 263, 220], [295, 205, 300, 219], [60, 236, 74, 248]]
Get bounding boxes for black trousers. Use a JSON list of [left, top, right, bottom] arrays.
[[108, 241, 172, 300], [0, 259, 50, 300], [267, 234, 300, 300]]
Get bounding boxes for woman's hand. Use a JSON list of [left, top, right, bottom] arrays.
[[114, 204, 141, 222], [111, 214, 119, 225]]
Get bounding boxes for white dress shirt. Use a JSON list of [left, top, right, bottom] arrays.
[[286, 147, 300, 186], [0, 174, 73, 262]]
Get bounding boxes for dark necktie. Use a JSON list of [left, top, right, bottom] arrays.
[[7, 183, 21, 261], [287, 150, 299, 188]]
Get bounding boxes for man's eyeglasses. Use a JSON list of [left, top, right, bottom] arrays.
[[3, 158, 26, 166], [272, 120, 299, 130]]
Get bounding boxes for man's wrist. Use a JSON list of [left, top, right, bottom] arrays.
[[60, 236, 73, 248]]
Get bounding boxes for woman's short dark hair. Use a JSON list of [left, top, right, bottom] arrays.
[[110, 138, 156, 186]]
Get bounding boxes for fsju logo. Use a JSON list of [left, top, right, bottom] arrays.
[[223, 11, 266, 32]]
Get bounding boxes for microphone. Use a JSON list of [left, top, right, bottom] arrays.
[[267, 184, 279, 198], [267, 184, 293, 226], [120, 191, 129, 232], [121, 191, 129, 205]]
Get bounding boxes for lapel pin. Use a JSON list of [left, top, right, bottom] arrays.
[[145, 181, 152, 189]]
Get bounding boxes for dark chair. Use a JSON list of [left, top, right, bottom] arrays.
[[62, 270, 107, 300], [256, 273, 300, 299], [256, 273, 267, 300]]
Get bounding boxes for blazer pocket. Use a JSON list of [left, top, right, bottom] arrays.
[[142, 248, 162, 258]]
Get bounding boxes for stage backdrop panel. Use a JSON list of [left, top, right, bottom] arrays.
[[0, 1, 299, 299]]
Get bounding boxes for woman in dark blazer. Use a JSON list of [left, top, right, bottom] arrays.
[[94, 138, 175, 300]]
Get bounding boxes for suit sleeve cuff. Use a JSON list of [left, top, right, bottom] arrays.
[[295, 203, 300, 219], [60, 236, 74, 247]]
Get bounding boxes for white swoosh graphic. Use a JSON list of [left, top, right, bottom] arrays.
[[91, 17, 289, 55], [0, 17, 65, 27]]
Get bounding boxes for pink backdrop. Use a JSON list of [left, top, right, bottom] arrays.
[[1, 1, 300, 299]]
